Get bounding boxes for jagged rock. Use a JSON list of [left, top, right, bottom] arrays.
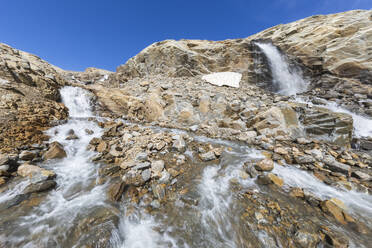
[[43, 142, 67, 160]]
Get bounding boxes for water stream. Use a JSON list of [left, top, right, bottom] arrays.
[[255, 42, 308, 96]]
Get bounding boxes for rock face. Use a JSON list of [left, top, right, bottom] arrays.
[[0, 43, 68, 152]]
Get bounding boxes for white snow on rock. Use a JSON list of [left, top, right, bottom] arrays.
[[202, 72, 242, 88]]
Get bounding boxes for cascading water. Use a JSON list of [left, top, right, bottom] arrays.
[[256, 43, 308, 96], [0, 86, 111, 247]]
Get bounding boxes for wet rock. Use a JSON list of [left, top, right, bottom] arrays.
[[85, 129, 94, 135], [23, 180, 56, 194], [0, 153, 18, 172], [290, 187, 305, 198], [256, 173, 283, 187], [43, 141, 67, 160], [322, 229, 349, 248], [107, 181, 126, 201], [66, 134, 79, 140], [294, 230, 319, 248], [17, 163, 56, 181], [323, 155, 350, 174], [320, 198, 349, 225], [199, 151, 216, 161], [303, 189, 321, 207], [245, 163, 259, 178], [267, 173, 284, 187], [19, 151, 36, 161], [254, 158, 274, 171]]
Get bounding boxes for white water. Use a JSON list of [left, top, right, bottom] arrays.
[[3, 86, 110, 247], [256, 43, 308, 96], [294, 97, 372, 138], [273, 164, 372, 226]]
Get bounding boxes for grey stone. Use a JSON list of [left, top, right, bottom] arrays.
[[141, 169, 151, 182], [133, 162, 151, 170], [199, 151, 216, 161], [323, 155, 350, 174], [135, 152, 148, 161], [295, 155, 315, 164]]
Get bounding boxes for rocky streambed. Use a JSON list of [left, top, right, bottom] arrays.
[[0, 9, 372, 248]]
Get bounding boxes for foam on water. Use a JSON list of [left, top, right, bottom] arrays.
[[273, 164, 372, 225], [294, 97, 372, 138], [256, 43, 308, 96]]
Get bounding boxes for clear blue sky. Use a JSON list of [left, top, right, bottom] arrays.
[[1, 0, 370, 71]]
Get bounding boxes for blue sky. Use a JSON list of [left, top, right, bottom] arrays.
[[1, 0, 370, 71]]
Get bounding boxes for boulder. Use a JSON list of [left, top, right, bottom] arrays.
[[17, 163, 56, 182], [43, 142, 67, 160], [254, 158, 274, 171]]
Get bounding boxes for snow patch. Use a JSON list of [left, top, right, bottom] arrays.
[[202, 72, 241, 88]]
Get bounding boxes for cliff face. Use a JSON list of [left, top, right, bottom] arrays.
[[115, 10, 371, 82]]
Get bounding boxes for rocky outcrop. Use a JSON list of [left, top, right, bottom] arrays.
[[0, 43, 68, 152]]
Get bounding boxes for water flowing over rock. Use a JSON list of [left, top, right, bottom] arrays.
[[1, 9, 372, 248]]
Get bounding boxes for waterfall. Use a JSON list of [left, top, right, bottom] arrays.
[[256, 42, 308, 96]]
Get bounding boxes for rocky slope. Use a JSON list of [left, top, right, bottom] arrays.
[[0, 9, 372, 248], [0, 43, 68, 153]]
